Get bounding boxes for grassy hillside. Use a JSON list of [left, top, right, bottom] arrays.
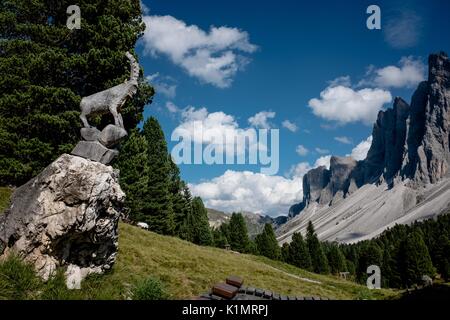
[[0, 187, 397, 300], [105, 223, 397, 300]]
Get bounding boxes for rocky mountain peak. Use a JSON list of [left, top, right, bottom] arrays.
[[428, 52, 449, 87], [289, 52, 450, 219]]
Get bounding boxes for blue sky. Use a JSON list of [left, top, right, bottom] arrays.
[[135, 0, 450, 217]]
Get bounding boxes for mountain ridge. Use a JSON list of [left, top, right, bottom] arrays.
[[279, 52, 450, 244]]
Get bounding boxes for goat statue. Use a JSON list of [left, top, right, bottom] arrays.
[[71, 52, 140, 164], [79, 52, 139, 129]]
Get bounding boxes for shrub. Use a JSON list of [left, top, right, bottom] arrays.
[[131, 276, 168, 300]]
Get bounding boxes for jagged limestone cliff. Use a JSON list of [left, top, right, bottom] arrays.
[[280, 52, 450, 244]]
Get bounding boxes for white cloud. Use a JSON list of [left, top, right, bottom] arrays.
[[140, 1, 150, 14], [142, 15, 257, 88], [315, 147, 330, 155], [384, 11, 422, 49], [288, 162, 312, 178], [328, 75, 351, 88], [282, 120, 298, 132], [189, 170, 303, 217], [349, 136, 373, 161], [147, 73, 177, 99], [248, 111, 276, 129], [334, 136, 352, 145], [296, 145, 309, 156], [314, 155, 331, 169], [172, 106, 261, 158], [359, 57, 426, 89], [308, 85, 392, 125], [165, 101, 179, 113]]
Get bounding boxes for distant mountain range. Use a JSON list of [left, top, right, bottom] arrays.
[[277, 52, 450, 244], [207, 208, 287, 239]]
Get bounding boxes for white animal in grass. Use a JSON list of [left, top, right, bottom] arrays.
[[137, 222, 149, 230]]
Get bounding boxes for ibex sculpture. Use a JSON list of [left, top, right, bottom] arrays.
[[79, 52, 139, 129]]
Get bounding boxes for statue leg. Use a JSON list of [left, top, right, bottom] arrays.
[[80, 112, 90, 128], [110, 104, 122, 128], [118, 113, 124, 129]]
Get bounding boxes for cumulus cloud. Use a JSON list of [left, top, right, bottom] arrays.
[[349, 136, 373, 161], [282, 120, 298, 132], [308, 85, 392, 125], [327, 75, 351, 88], [384, 11, 422, 49], [314, 155, 331, 169], [315, 147, 330, 155], [334, 136, 352, 145], [296, 145, 309, 156], [140, 1, 150, 14], [141, 15, 257, 88], [248, 111, 276, 129], [359, 57, 426, 89], [147, 73, 177, 99], [165, 101, 179, 113], [172, 106, 268, 163], [189, 170, 303, 217]]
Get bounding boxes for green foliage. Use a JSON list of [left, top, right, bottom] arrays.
[[212, 227, 228, 248], [327, 244, 347, 274], [433, 235, 450, 281], [281, 243, 290, 262], [401, 231, 435, 287], [131, 276, 168, 300], [338, 214, 450, 288], [255, 223, 281, 260], [0, 0, 154, 186], [141, 117, 175, 235], [228, 213, 250, 253], [287, 232, 312, 271], [188, 197, 213, 246], [115, 129, 149, 221], [306, 221, 330, 274]]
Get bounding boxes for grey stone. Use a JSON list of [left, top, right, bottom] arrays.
[[71, 141, 119, 165], [0, 154, 124, 287], [80, 127, 101, 141], [98, 124, 127, 148]]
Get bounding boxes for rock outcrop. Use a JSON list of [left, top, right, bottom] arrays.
[[0, 154, 124, 288], [280, 52, 450, 243]]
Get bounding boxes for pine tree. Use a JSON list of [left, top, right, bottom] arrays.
[[255, 223, 281, 260], [141, 117, 174, 235], [0, 0, 154, 185], [178, 183, 193, 241], [401, 231, 435, 287], [228, 213, 250, 253], [288, 232, 312, 270], [212, 228, 228, 248], [306, 221, 330, 274], [356, 242, 383, 283], [327, 245, 347, 274], [434, 234, 450, 281], [115, 129, 149, 221], [281, 243, 290, 262], [189, 197, 213, 246], [168, 158, 188, 235]]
